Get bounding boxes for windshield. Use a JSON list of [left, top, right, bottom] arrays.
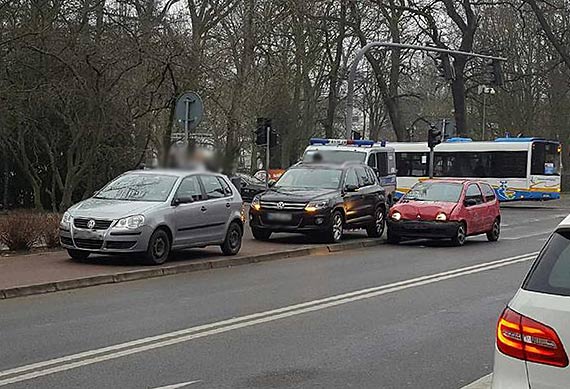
[[94, 174, 178, 202], [303, 150, 366, 164], [275, 168, 342, 190], [404, 182, 462, 202]]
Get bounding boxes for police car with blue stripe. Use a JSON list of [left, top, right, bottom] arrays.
[[303, 138, 397, 205]]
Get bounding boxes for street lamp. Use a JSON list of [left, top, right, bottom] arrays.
[[478, 85, 496, 141]]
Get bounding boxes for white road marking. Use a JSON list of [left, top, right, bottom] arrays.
[[0, 252, 538, 387], [461, 373, 492, 389], [150, 380, 201, 389], [502, 230, 552, 240]]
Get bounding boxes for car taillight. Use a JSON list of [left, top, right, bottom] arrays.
[[497, 307, 569, 367]]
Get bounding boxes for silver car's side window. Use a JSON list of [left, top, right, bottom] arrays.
[[201, 175, 229, 200], [176, 176, 204, 202]]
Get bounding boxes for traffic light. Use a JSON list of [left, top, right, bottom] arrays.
[[487, 60, 504, 86], [435, 53, 455, 81], [255, 117, 269, 145], [255, 118, 278, 147], [428, 126, 442, 148]]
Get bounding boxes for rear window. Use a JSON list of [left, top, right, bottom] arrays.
[[523, 230, 570, 296]]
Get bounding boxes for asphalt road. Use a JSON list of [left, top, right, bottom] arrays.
[[0, 204, 568, 389]]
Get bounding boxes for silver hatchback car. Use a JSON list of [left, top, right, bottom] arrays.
[[60, 170, 244, 265]]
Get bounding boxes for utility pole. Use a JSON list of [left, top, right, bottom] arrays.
[[345, 42, 507, 138], [478, 85, 496, 140], [265, 124, 270, 189]]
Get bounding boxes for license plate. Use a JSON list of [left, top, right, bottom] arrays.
[[267, 213, 292, 222], [73, 230, 104, 240]]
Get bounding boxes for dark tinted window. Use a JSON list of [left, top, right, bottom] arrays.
[[376, 153, 389, 176], [367, 155, 376, 169], [433, 152, 527, 178], [396, 153, 429, 177], [355, 166, 372, 187], [176, 176, 203, 201], [524, 230, 570, 296], [201, 175, 227, 199], [481, 183, 496, 202], [531, 142, 561, 176], [465, 184, 484, 205], [345, 168, 359, 187]]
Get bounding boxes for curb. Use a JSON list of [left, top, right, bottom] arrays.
[[0, 238, 384, 300]]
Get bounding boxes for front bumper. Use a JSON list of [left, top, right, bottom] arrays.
[[387, 220, 459, 239], [249, 208, 333, 233], [60, 224, 153, 253]]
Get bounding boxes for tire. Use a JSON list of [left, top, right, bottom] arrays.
[[221, 222, 243, 256], [68, 249, 90, 261], [325, 210, 344, 243], [451, 222, 467, 246], [143, 229, 171, 265], [252, 227, 272, 241], [387, 230, 401, 244], [487, 218, 500, 242], [367, 206, 386, 238]]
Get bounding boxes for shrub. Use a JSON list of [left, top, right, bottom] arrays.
[[0, 211, 43, 251], [41, 213, 62, 249]]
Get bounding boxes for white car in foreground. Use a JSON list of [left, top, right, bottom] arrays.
[[492, 216, 570, 388]]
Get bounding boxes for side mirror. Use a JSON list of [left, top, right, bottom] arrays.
[[344, 184, 359, 193], [464, 198, 477, 207], [172, 196, 194, 206]]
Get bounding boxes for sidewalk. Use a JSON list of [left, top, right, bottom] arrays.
[[0, 229, 380, 299]]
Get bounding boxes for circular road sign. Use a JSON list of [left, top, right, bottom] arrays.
[[175, 92, 204, 131]]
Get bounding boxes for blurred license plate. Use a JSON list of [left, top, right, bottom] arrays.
[[267, 213, 292, 222]]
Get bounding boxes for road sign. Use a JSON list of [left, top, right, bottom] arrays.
[[174, 92, 204, 144]]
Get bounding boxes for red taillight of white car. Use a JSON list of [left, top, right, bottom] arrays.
[[497, 307, 569, 368]]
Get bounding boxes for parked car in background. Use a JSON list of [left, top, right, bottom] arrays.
[[249, 162, 387, 243], [492, 216, 570, 388], [387, 179, 501, 246], [60, 170, 244, 265], [232, 173, 266, 203]]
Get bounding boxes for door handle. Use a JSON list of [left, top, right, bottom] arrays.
[[200, 206, 207, 212]]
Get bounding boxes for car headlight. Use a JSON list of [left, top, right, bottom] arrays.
[[61, 211, 73, 227], [251, 196, 261, 211], [113, 215, 145, 230], [305, 200, 329, 213], [391, 212, 401, 221], [436, 212, 447, 221]]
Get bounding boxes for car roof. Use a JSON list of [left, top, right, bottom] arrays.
[[123, 169, 222, 178], [292, 162, 368, 170], [421, 178, 483, 186]]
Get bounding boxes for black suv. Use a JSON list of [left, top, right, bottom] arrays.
[[249, 163, 386, 243]]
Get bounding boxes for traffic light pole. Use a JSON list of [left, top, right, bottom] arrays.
[[429, 147, 435, 179], [345, 42, 507, 138], [265, 124, 270, 189]]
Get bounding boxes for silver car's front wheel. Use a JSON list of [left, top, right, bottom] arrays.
[[144, 229, 171, 265]]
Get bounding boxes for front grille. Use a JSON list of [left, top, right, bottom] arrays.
[[60, 236, 73, 246], [74, 238, 103, 250], [260, 201, 306, 211], [105, 241, 136, 250], [74, 218, 113, 230]]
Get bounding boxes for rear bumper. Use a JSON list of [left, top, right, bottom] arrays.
[[387, 220, 459, 238], [491, 346, 530, 389]]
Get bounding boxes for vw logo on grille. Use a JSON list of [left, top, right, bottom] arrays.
[[277, 202, 285, 210], [87, 219, 96, 229]]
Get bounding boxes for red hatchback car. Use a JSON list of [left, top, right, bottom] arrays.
[[387, 179, 501, 246]]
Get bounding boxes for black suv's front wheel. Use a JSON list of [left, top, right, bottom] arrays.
[[367, 206, 386, 238], [324, 210, 344, 243]]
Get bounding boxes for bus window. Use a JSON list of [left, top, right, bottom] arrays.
[[396, 153, 428, 177], [532, 142, 561, 176], [433, 151, 527, 178]]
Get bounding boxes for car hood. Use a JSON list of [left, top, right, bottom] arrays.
[[392, 201, 458, 221], [68, 198, 163, 219], [259, 187, 338, 203]]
